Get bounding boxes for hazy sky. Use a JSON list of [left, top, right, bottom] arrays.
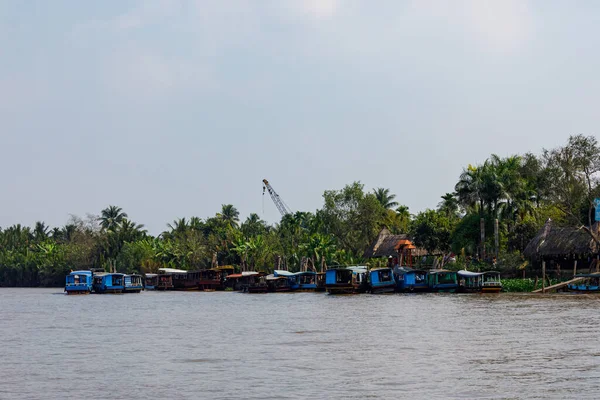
[[1, 0, 599, 234]]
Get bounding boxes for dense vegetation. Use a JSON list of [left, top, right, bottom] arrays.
[[1, 135, 599, 287]]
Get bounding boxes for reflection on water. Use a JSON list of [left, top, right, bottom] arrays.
[[1, 289, 600, 399]]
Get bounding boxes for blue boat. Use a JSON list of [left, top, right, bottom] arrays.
[[64, 270, 93, 295], [369, 268, 396, 294], [394, 267, 428, 292], [293, 271, 317, 291], [427, 270, 458, 293], [325, 266, 369, 294], [274, 270, 298, 290], [124, 274, 143, 293], [568, 273, 600, 292], [93, 273, 125, 294], [144, 273, 158, 290]]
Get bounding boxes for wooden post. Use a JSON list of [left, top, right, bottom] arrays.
[[542, 259, 546, 293], [480, 218, 486, 260], [494, 218, 499, 259], [573, 260, 577, 277]]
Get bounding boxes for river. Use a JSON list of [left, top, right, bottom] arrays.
[[1, 288, 599, 399]]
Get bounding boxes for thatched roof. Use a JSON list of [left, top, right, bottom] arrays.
[[364, 228, 428, 258], [523, 219, 599, 258]]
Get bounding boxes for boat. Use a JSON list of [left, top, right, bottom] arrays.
[[457, 270, 484, 293], [124, 274, 144, 293], [198, 266, 235, 291], [427, 270, 458, 293], [567, 273, 600, 292], [266, 274, 293, 292], [144, 273, 158, 290], [369, 268, 396, 294], [393, 267, 428, 292], [64, 270, 94, 294], [482, 271, 502, 293], [325, 266, 369, 294], [173, 271, 199, 291], [247, 274, 269, 293], [92, 273, 125, 294], [157, 268, 186, 290], [226, 271, 265, 291], [294, 271, 318, 291]]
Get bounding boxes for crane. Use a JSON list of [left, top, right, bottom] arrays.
[[262, 179, 292, 217]]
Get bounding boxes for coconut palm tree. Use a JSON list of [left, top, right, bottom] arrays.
[[98, 206, 128, 232], [438, 193, 460, 219], [218, 204, 240, 228], [373, 188, 399, 209], [33, 221, 49, 242]]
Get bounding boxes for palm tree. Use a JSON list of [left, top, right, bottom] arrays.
[[168, 218, 189, 235], [33, 221, 49, 241], [373, 188, 399, 209], [438, 193, 460, 219], [98, 206, 128, 232], [218, 204, 240, 228]]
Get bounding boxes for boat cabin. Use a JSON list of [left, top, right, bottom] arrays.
[[294, 271, 317, 291], [427, 270, 458, 292], [369, 268, 396, 294], [157, 268, 185, 290], [325, 266, 368, 294], [124, 274, 143, 293], [482, 271, 502, 293], [457, 270, 484, 293], [93, 273, 125, 294], [394, 267, 428, 292], [199, 266, 235, 290], [248, 275, 269, 293], [266, 274, 292, 292], [65, 270, 94, 294], [144, 274, 158, 290], [226, 271, 265, 291], [172, 271, 198, 290]]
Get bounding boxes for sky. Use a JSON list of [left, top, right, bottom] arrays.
[[1, 0, 599, 234]]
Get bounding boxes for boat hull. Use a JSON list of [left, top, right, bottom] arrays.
[[481, 286, 502, 293], [370, 284, 396, 294]]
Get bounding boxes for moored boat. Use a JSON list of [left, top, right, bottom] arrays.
[[393, 267, 428, 292], [294, 271, 317, 291], [157, 268, 185, 290], [93, 273, 125, 294], [144, 273, 158, 290], [64, 270, 93, 295], [247, 274, 269, 293], [427, 270, 458, 293], [457, 270, 484, 293], [124, 274, 143, 293], [369, 268, 396, 294], [325, 266, 369, 294], [173, 271, 199, 291], [226, 271, 266, 291], [567, 273, 600, 293], [266, 274, 292, 292], [198, 266, 235, 291], [482, 271, 502, 293]]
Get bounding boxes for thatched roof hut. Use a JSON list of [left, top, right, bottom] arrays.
[[364, 228, 428, 258], [523, 219, 599, 259]]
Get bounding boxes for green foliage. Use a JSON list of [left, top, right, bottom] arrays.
[[411, 209, 454, 254]]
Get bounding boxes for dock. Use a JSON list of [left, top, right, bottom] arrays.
[[532, 277, 584, 293]]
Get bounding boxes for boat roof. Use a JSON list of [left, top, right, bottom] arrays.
[[457, 270, 484, 277], [273, 270, 295, 276], [70, 270, 92, 275], [293, 271, 317, 276], [266, 274, 287, 281], [242, 271, 261, 277], [370, 268, 393, 272], [158, 268, 188, 274], [428, 269, 455, 275], [145, 273, 158, 277], [328, 266, 368, 272], [227, 273, 243, 279]]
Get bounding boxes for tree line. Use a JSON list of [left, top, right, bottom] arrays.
[[1, 135, 598, 286]]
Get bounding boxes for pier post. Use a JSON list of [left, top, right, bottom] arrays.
[[494, 219, 499, 259], [542, 260, 546, 293], [573, 260, 577, 278]]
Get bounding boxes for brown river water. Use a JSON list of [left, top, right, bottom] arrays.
[[1, 288, 600, 399]]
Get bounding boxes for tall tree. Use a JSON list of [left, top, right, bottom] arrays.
[[219, 204, 240, 228], [98, 206, 128, 232], [373, 188, 399, 209]]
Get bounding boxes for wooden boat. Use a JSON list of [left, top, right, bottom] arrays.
[[457, 270, 484, 293], [144, 273, 158, 290], [173, 271, 200, 291], [369, 268, 396, 294], [427, 270, 458, 293], [198, 266, 235, 291], [247, 275, 269, 293], [567, 273, 600, 292], [124, 274, 143, 293], [315, 272, 326, 292], [227, 271, 267, 291], [325, 266, 369, 294], [64, 270, 93, 294], [482, 271, 502, 293], [93, 273, 125, 294], [266, 274, 292, 292], [156, 268, 185, 290], [393, 267, 428, 292]]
